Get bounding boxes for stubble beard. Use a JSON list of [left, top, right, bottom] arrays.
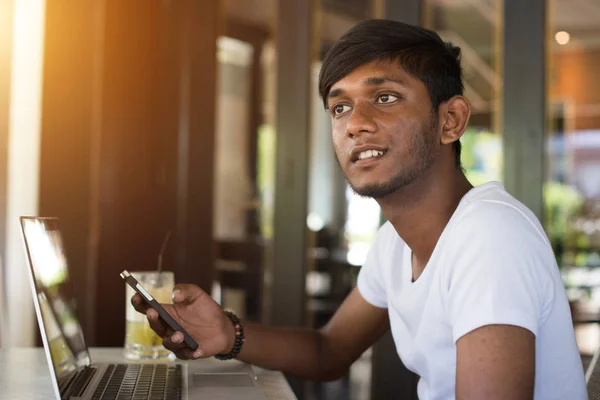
[[344, 117, 438, 200]]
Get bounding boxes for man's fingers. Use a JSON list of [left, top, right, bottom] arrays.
[[171, 284, 206, 305], [141, 302, 203, 360], [131, 294, 150, 314], [163, 340, 199, 360], [170, 331, 184, 344], [172, 349, 194, 360], [163, 334, 185, 350], [146, 309, 170, 337], [173, 348, 202, 360], [163, 333, 204, 360]]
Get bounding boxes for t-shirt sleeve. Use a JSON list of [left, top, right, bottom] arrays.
[[356, 224, 391, 309], [444, 202, 555, 343]]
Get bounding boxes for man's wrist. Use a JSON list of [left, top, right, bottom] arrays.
[[216, 310, 245, 360], [224, 313, 236, 353]]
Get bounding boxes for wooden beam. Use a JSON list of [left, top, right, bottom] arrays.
[[502, 0, 546, 221]]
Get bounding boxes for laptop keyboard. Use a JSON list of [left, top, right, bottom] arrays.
[[91, 364, 183, 400]]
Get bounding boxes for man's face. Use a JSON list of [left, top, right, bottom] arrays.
[[327, 60, 439, 199]]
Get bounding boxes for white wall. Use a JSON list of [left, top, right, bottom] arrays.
[[0, 0, 15, 348], [3, 0, 46, 348]]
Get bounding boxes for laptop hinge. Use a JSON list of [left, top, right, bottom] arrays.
[[58, 370, 78, 399], [61, 366, 97, 400]]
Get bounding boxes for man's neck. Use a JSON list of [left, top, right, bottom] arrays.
[[377, 166, 472, 280]]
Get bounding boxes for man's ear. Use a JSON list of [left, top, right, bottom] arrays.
[[437, 95, 471, 146]]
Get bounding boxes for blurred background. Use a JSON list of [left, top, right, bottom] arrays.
[[1, 0, 599, 399]]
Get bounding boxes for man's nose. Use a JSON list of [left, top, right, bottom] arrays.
[[345, 101, 377, 139]]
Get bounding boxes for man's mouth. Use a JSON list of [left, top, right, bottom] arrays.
[[351, 148, 387, 164], [357, 149, 384, 160]]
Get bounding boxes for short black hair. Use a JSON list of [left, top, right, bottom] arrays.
[[318, 19, 464, 168]]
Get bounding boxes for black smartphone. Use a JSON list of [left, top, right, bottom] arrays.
[[121, 270, 199, 351]]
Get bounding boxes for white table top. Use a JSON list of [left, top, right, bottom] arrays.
[[0, 347, 297, 400]]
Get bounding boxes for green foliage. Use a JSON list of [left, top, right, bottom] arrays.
[[460, 129, 502, 185], [257, 124, 276, 239], [543, 181, 584, 245]]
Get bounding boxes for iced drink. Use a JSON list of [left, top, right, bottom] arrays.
[[124, 271, 175, 360]]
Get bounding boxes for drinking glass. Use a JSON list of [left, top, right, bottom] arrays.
[[124, 271, 175, 360]]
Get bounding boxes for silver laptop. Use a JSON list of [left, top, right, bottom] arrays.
[[20, 216, 267, 400]]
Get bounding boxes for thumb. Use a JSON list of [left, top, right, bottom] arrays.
[[171, 283, 205, 304]]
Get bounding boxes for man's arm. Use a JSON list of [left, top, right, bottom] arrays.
[[235, 287, 390, 381], [137, 285, 389, 382], [456, 324, 535, 400]]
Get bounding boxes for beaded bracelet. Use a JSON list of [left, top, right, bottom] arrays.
[[214, 310, 245, 360]]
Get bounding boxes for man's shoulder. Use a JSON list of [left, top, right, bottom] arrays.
[[449, 182, 550, 249]]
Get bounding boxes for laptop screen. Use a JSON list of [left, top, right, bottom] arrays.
[[20, 217, 90, 382]]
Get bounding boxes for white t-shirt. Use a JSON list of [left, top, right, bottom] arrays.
[[357, 181, 587, 400]]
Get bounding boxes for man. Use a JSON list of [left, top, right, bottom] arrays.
[[133, 19, 587, 399]]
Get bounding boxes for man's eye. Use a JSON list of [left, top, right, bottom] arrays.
[[333, 104, 351, 115], [376, 94, 399, 104]]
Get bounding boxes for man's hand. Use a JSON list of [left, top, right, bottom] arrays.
[[131, 284, 234, 360], [456, 324, 535, 400], [134, 285, 389, 381]]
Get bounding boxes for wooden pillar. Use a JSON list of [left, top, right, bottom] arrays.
[[94, 0, 219, 346], [502, 0, 546, 221], [38, 0, 220, 346], [39, 0, 105, 345], [168, 0, 219, 290], [272, 0, 314, 396], [271, 0, 313, 329]]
